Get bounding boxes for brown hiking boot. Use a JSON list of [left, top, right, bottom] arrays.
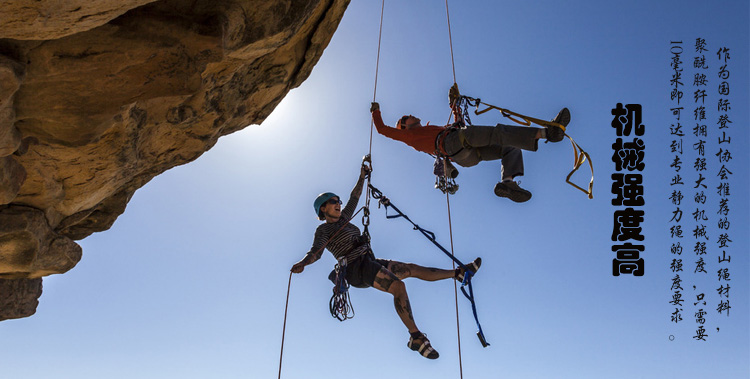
[[494, 181, 532, 203]]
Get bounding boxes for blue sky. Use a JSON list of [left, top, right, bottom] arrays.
[[2, 1, 748, 378]]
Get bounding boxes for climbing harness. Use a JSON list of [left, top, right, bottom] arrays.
[[454, 91, 595, 199], [368, 183, 490, 347]]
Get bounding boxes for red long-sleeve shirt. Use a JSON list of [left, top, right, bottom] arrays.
[[372, 109, 447, 155]]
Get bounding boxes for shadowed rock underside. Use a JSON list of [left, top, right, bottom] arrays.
[[0, 0, 350, 320]]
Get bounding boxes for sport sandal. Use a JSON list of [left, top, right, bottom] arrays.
[[407, 333, 439, 359], [457, 257, 482, 283]]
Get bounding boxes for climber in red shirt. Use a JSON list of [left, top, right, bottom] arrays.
[[370, 102, 570, 203]]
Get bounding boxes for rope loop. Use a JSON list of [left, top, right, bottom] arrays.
[[329, 261, 355, 321]]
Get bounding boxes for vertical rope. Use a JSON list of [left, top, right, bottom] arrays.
[[277, 272, 293, 379], [365, 0, 385, 224], [369, 0, 385, 157], [445, 163, 464, 379], [444, 1, 463, 377], [445, 0, 457, 85]]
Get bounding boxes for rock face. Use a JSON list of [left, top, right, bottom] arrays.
[[0, 0, 349, 320]]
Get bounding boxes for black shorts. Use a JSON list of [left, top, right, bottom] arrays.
[[329, 251, 391, 289]]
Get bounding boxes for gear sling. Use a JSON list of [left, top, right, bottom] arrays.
[[368, 183, 490, 347]]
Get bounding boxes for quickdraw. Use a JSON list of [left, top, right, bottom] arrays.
[[368, 183, 490, 347], [361, 155, 373, 241]]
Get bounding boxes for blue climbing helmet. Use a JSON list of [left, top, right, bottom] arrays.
[[314, 192, 339, 220]]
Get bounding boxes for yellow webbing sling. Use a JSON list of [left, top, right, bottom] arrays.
[[473, 101, 595, 199]]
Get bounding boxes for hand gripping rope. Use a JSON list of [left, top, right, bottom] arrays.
[[368, 183, 490, 347]]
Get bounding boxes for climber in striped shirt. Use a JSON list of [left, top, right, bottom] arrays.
[[291, 160, 481, 360]]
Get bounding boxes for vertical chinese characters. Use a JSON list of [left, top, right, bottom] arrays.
[[714, 45, 732, 323], [668, 39, 735, 341], [668, 41, 685, 324], [691, 38, 710, 341], [611, 103, 645, 276]]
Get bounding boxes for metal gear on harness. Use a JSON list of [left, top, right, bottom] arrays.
[[434, 155, 459, 194], [328, 259, 354, 321], [325, 155, 372, 322], [361, 154, 373, 243], [433, 84, 468, 195], [450, 83, 475, 127]]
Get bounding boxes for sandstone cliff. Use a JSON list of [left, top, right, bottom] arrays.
[[0, 0, 349, 320]]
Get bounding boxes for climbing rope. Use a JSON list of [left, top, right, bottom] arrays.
[[329, 260, 355, 321], [368, 0, 385, 158], [277, 202, 367, 378], [444, 2, 470, 378], [443, 179, 464, 379], [363, 0, 384, 254], [445, 0, 458, 85], [278, 272, 292, 379]]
